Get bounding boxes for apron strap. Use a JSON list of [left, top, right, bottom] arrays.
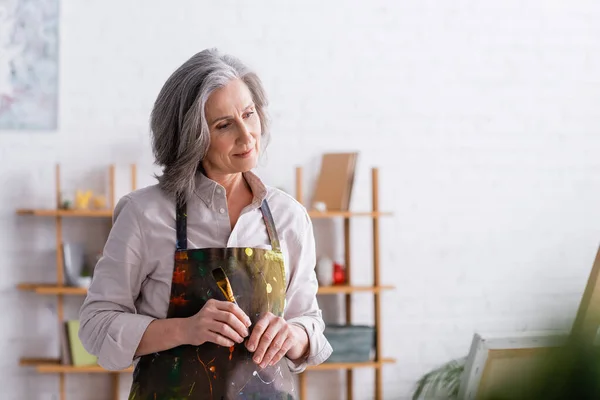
[[175, 201, 188, 250], [259, 200, 281, 252]]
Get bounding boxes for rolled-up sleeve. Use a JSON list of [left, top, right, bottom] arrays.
[[284, 211, 333, 373], [78, 195, 155, 371]]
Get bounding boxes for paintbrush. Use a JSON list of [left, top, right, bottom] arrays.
[[212, 267, 237, 304]]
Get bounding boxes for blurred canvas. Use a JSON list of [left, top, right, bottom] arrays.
[[0, 0, 59, 130]]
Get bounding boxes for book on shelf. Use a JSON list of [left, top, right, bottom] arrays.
[[60, 320, 97, 366]]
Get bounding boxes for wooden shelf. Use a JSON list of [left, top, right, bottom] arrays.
[[18, 283, 396, 296], [17, 283, 88, 295], [16, 209, 113, 218], [16, 208, 393, 219], [20, 358, 132, 374], [307, 358, 396, 371], [20, 357, 394, 374], [308, 211, 392, 219], [318, 285, 394, 294]]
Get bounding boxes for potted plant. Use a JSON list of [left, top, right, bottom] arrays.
[[412, 357, 466, 400]]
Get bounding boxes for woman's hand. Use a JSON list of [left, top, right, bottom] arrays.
[[245, 312, 309, 368], [182, 299, 252, 347]]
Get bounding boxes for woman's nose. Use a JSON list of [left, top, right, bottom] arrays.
[[237, 121, 253, 144]]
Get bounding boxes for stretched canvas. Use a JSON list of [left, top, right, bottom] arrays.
[[458, 331, 569, 400]]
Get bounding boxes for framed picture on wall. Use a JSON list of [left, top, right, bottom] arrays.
[[0, 0, 59, 130]]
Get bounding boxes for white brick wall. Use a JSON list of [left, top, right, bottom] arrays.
[[2, 1, 600, 399]]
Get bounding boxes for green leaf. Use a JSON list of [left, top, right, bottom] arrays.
[[413, 357, 466, 400]]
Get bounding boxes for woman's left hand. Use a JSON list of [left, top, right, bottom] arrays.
[[245, 312, 309, 369]]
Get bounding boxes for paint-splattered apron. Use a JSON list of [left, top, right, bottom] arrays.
[[129, 199, 296, 400]]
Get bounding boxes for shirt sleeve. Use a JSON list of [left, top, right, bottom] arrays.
[[284, 210, 333, 373], [78, 195, 155, 371]]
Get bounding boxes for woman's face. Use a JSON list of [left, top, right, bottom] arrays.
[[203, 79, 261, 175]]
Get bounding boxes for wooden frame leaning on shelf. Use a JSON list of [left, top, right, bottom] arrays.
[[295, 165, 396, 400], [17, 164, 137, 400]]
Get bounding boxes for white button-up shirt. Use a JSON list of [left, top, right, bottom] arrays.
[[78, 171, 332, 373]]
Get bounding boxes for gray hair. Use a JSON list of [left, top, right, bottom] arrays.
[[150, 48, 270, 201]]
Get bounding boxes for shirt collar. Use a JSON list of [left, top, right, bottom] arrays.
[[193, 170, 268, 209]]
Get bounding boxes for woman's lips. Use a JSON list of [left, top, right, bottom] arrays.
[[234, 148, 254, 158]]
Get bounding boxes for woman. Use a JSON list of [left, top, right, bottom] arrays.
[[79, 48, 332, 400]]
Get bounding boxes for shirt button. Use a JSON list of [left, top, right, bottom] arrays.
[[219, 208, 225, 214], [216, 188, 222, 194]]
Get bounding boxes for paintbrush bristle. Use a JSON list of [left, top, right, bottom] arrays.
[[212, 267, 226, 281], [212, 267, 237, 304]]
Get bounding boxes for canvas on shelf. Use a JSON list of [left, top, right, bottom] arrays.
[[312, 153, 358, 212]]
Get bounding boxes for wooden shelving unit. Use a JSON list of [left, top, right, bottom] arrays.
[[17, 164, 137, 400], [18, 163, 392, 399], [294, 166, 395, 400]]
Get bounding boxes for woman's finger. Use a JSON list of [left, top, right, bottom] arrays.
[[206, 331, 235, 347], [215, 301, 252, 327], [252, 320, 283, 366], [269, 336, 294, 366], [260, 331, 289, 368], [213, 309, 249, 339], [207, 320, 244, 344], [246, 314, 272, 353]]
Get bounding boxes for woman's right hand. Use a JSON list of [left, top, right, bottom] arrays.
[[181, 299, 252, 347]]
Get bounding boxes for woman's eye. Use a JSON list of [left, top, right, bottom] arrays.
[[217, 123, 230, 130], [243, 111, 255, 119]]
